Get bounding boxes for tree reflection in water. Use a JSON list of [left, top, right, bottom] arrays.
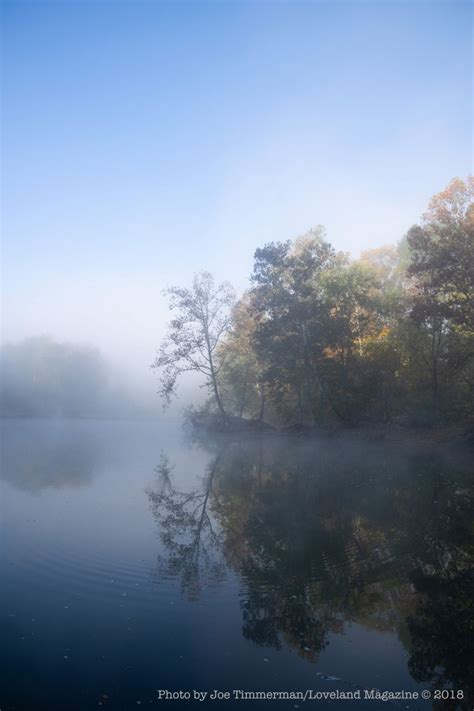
[[147, 436, 473, 706], [147, 450, 227, 599]]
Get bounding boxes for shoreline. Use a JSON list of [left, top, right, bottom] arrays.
[[188, 413, 472, 446]]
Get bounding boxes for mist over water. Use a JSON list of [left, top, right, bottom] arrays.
[[1, 418, 472, 709], [0, 335, 205, 420]]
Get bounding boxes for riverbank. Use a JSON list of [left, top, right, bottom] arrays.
[[188, 412, 472, 446]]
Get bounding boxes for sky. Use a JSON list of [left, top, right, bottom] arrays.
[[1, 0, 472, 396]]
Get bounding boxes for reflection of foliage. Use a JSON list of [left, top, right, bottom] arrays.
[[147, 450, 227, 600], [211, 440, 415, 660], [408, 570, 474, 709], [149, 435, 474, 691], [241, 584, 333, 661]]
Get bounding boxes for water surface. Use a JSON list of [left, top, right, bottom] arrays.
[[1, 419, 472, 710]]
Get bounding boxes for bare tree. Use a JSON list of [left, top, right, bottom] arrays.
[[151, 271, 235, 417]]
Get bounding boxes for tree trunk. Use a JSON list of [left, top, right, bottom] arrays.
[[297, 384, 303, 425], [205, 329, 227, 419], [430, 319, 442, 420], [212, 375, 227, 419], [239, 365, 250, 418], [258, 383, 265, 423]]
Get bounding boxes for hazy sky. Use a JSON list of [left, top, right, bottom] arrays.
[[2, 0, 472, 387]]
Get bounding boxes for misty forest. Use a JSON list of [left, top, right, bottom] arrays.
[[152, 177, 474, 435], [2, 2, 473, 707], [0, 337, 135, 418], [2, 177, 473, 435]]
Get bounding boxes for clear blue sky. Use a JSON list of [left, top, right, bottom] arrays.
[[1, 0, 472, 381]]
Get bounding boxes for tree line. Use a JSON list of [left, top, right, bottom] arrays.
[[1, 336, 136, 418], [153, 177, 474, 429]]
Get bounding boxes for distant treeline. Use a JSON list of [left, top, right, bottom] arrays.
[[154, 177, 474, 429], [0, 336, 134, 418]]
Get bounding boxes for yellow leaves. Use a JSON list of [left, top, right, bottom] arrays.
[[423, 176, 474, 227], [376, 325, 391, 341]]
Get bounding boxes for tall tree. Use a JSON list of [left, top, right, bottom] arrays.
[[407, 177, 474, 419], [217, 293, 263, 419], [250, 229, 341, 424], [151, 272, 235, 417], [409, 177, 474, 328], [320, 260, 383, 421]]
